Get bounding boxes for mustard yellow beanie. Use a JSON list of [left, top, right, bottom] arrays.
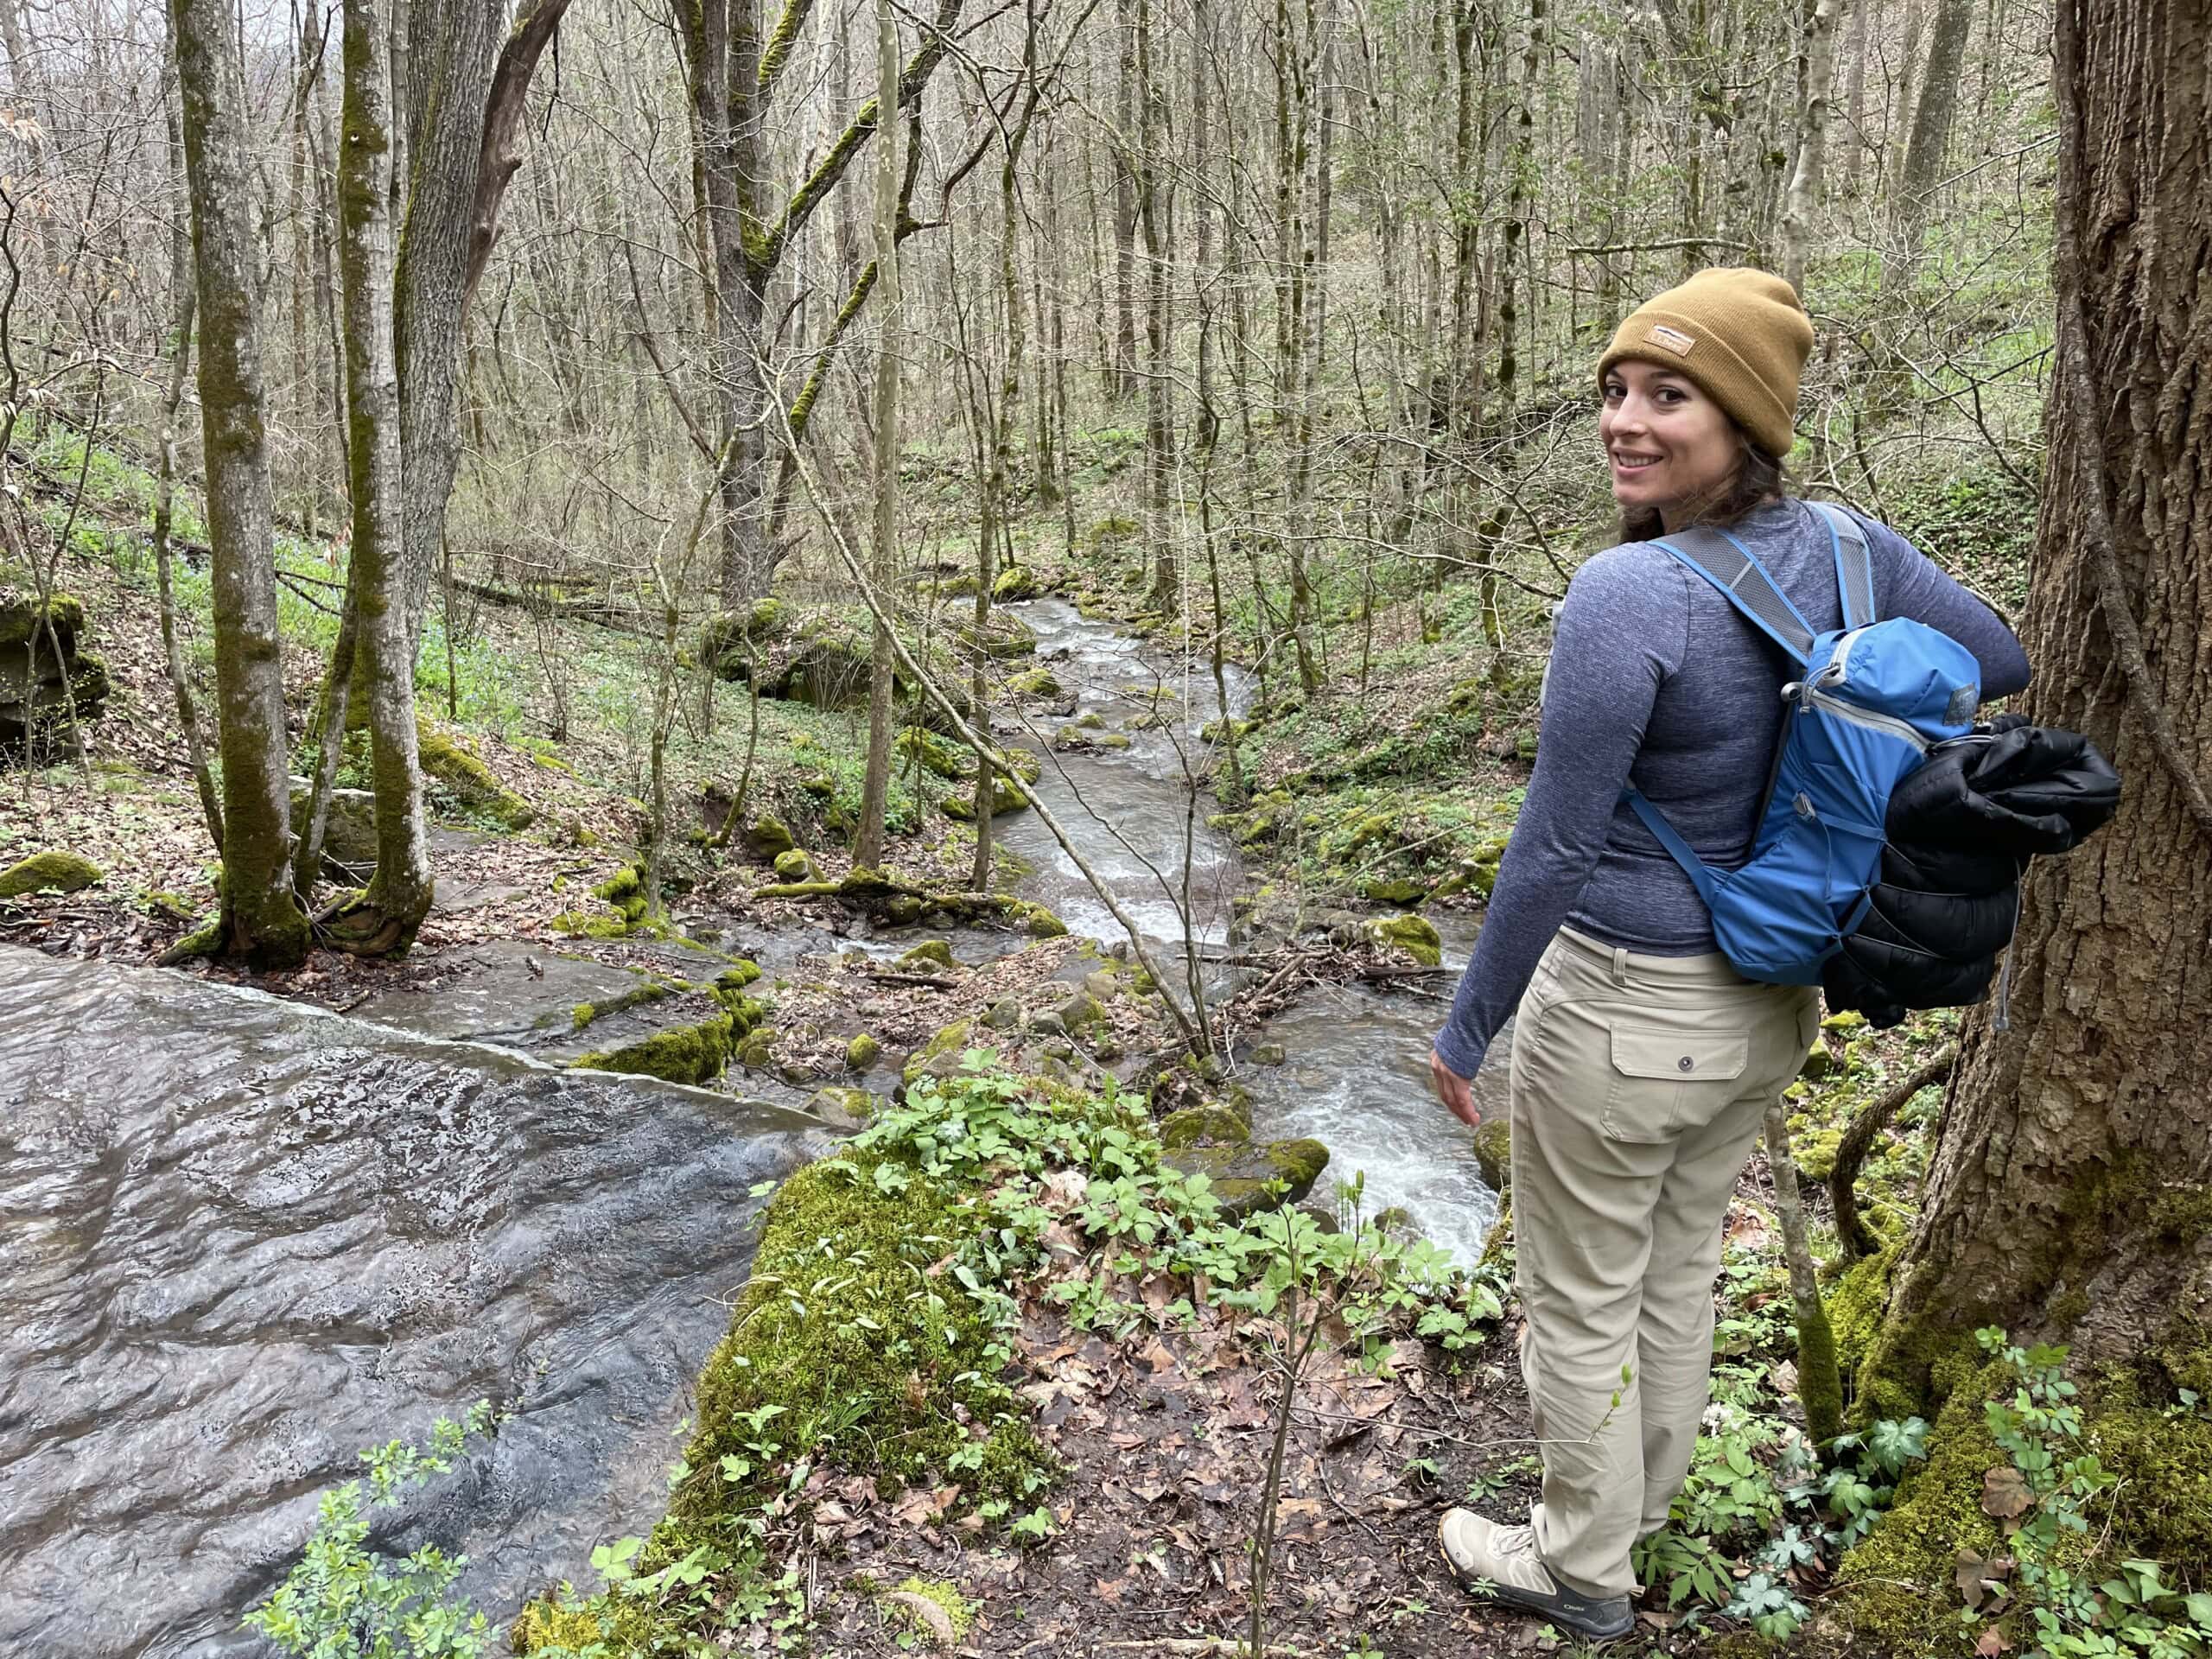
[[1596, 268, 1813, 459]]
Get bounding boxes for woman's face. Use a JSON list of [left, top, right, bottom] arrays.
[[1599, 360, 1739, 525]]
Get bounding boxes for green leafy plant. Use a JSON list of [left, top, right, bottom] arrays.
[[1961, 1327, 2212, 1658], [243, 1402, 498, 1658]]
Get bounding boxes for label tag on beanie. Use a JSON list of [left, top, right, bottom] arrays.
[[1646, 323, 1697, 357]]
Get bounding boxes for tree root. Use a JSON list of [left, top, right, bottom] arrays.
[[1829, 1044, 1958, 1262]]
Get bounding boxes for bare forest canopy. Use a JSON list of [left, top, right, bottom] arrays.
[[3, 0, 2053, 628]]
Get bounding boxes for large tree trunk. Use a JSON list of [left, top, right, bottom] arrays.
[[171, 0, 311, 969], [1856, 0, 2212, 1421], [330, 0, 432, 952]]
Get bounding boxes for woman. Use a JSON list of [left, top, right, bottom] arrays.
[[1427, 269, 2030, 1640]]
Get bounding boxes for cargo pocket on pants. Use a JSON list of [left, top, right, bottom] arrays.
[[1601, 1023, 1751, 1142]]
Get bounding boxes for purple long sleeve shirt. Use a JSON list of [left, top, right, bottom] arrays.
[[1433, 495, 2031, 1080]]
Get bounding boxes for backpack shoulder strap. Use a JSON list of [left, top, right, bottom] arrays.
[[1621, 787, 1720, 904], [1649, 526, 1816, 667], [1809, 500, 1878, 629]]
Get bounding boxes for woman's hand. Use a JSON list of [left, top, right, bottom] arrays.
[[1429, 1048, 1481, 1128]]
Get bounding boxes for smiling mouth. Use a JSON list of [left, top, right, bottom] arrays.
[[1611, 453, 1662, 471]]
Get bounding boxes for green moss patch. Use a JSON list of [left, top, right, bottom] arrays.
[[0, 849, 103, 899], [416, 717, 536, 830]]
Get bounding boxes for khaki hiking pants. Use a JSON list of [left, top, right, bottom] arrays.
[[1507, 925, 1818, 1600]]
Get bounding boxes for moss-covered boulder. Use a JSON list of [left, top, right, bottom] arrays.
[[1004, 666, 1064, 703], [758, 621, 873, 710], [572, 1012, 735, 1086], [901, 1018, 981, 1089], [1051, 990, 1106, 1033], [943, 772, 1030, 819], [772, 849, 817, 882], [1365, 912, 1443, 968], [416, 718, 536, 830], [992, 563, 1039, 601], [1, 580, 107, 753], [1159, 1106, 1251, 1150], [1010, 901, 1067, 939], [1209, 789, 1296, 849], [1164, 1137, 1332, 1221], [0, 849, 103, 899], [698, 597, 789, 679], [895, 726, 967, 779], [844, 1033, 882, 1071], [743, 814, 796, 860], [897, 939, 957, 973], [289, 779, 380, 868], [806, 1084, 876, 1128]]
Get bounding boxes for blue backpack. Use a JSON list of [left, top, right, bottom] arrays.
[[1623, 504, 1984, 988]]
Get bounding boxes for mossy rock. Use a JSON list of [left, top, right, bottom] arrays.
[[895, 726, 966, 779], [697, 598, 791, 679], [1471, 1118, 1512, 1192], [659, 1156, 1058, 1563], [569, 980, 672, 1032], [735, 1026, 778, 1070], [992, 563, 1039, 601], [1799, 1040, 1836, 1082], [744, 814, 796, 859], [845, 1033, 882, 1071], [571, 1012, 734, 1086], [288, 780, 380, 867], [955, 609, 1038, 661], [1365, 912, 1443, 968], [943, 772, 1030, 819], [1165, 1137, 1332, 1221], [1050, 990, 1106, 1033], [416, 717, 535, 830], [1362, 876, 1427, 906], [1248, 1042, 1287, 1067], [1004, 666, 1064, 702], [772, 849, 817, 881], [901, 1018, 980, 1088], [1159, 1106, 1251, 1150], [1011, 902, 1067, 939], [1086, 515, 1138, 549], [715, 960, 763, 994], [0, 849, 103, 899], [0, 586, 85, 648], [897, 939, 957, 972], [806, 1084, 877, 1128]]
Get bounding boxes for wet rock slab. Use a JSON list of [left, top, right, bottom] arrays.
[[0, 947, 830, 1658]]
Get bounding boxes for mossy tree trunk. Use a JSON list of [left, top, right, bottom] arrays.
[[1857, 0, 2212, 1420], [854, 0, 899, 872], [330, 0, 432, 953], [170, 0, 311, 969]]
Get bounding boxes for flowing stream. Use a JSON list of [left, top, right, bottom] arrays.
[[995, 601, 1508, 1258], [0, 601, 1499, 1656]]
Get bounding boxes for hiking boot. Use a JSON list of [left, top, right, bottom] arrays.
[[1438, 1508, 1635, 1642]]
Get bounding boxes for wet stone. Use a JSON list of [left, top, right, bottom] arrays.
[[0, 950, 827, 1657]]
